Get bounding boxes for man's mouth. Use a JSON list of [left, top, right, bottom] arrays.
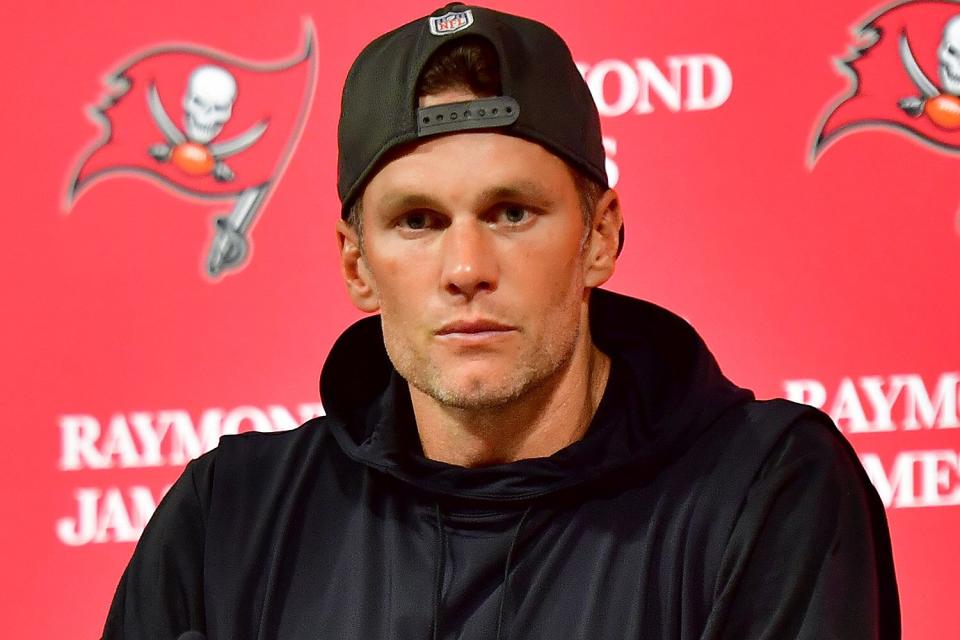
[[436, 319, 517, 341]]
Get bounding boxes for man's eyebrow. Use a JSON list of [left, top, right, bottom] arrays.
[[374, 180, 557, 215], [375, 192, 444, 214], [475, 181, 555, 206]]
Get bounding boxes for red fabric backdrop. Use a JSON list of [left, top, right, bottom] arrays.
[[1, 0, 957, 637]]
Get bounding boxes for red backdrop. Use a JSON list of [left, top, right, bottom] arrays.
[[1, 0, 957, 637]]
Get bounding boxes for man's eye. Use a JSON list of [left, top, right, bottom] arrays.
[[400, 212, 430, 230], [500, 206, 529, 224]]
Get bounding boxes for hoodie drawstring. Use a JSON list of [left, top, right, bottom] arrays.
[[432, 503, 447, 640], [495, 506, 532, 640], [430, 503, 533, 640]]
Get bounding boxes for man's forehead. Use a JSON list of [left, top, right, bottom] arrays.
[[361, 132, 573, 210]]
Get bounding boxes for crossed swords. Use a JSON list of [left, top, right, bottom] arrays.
[[146, 83, 271, 277]]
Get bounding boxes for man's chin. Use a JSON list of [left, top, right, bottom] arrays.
[[419, 375, 529, 411]]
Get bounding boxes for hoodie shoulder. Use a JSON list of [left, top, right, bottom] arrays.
[[212, 417, 339, 491], [729, 398, 867, 483], [709, 399, 866, 498], [703, 399, 900, 638], [217, 416, 331, 457], [102, 450, 216, 638]]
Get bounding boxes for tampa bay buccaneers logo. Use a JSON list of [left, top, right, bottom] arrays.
[[813, 1, 960, 160], [66, 23, 317, 279]]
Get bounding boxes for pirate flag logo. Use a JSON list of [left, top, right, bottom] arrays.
[[813, 0, 960, 160], [66, 23, 317, 279]]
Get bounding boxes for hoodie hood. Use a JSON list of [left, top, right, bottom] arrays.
[[319, 288, 753, 503]]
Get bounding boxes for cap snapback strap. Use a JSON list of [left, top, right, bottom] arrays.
[[417, 96, 520, 137]]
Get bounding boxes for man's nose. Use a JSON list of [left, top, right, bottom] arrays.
[[440, 219, 499, 299]]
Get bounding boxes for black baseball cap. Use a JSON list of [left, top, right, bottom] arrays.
[[337, 3, 620, 248]]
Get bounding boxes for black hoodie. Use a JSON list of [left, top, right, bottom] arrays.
[[103, 289, 900, 639]]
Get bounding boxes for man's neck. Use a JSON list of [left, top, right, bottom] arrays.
[[409, 341, 611, 467]]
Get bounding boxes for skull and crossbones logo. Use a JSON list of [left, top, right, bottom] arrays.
[[898, 15, 960, 129], [147, 65, 267, 180]]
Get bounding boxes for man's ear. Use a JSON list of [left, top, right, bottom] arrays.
[[583, 189, 622, 288], [336, 218, 380, 313]]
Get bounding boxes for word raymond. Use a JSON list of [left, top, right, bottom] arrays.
[[59, 403, 325, 471], [784, 372, 959, 433], [576, 54, 732, 117]]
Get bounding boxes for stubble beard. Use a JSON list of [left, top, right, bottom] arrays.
[[383, 317, 583, 412]]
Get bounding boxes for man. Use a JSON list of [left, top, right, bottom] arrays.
[[103, 4, 900, 639]]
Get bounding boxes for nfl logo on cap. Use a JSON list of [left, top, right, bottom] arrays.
[[429, 8, 474, 36]]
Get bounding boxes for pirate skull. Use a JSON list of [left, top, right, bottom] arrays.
[[939, 16, 960, 95], [182, 65, 237, 144]]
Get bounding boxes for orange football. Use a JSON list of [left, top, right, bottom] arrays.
[[171, 142, 215, 176], [924, 95, 960, 130]]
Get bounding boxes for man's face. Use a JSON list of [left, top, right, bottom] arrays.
[[340, 126, 609, 410]]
